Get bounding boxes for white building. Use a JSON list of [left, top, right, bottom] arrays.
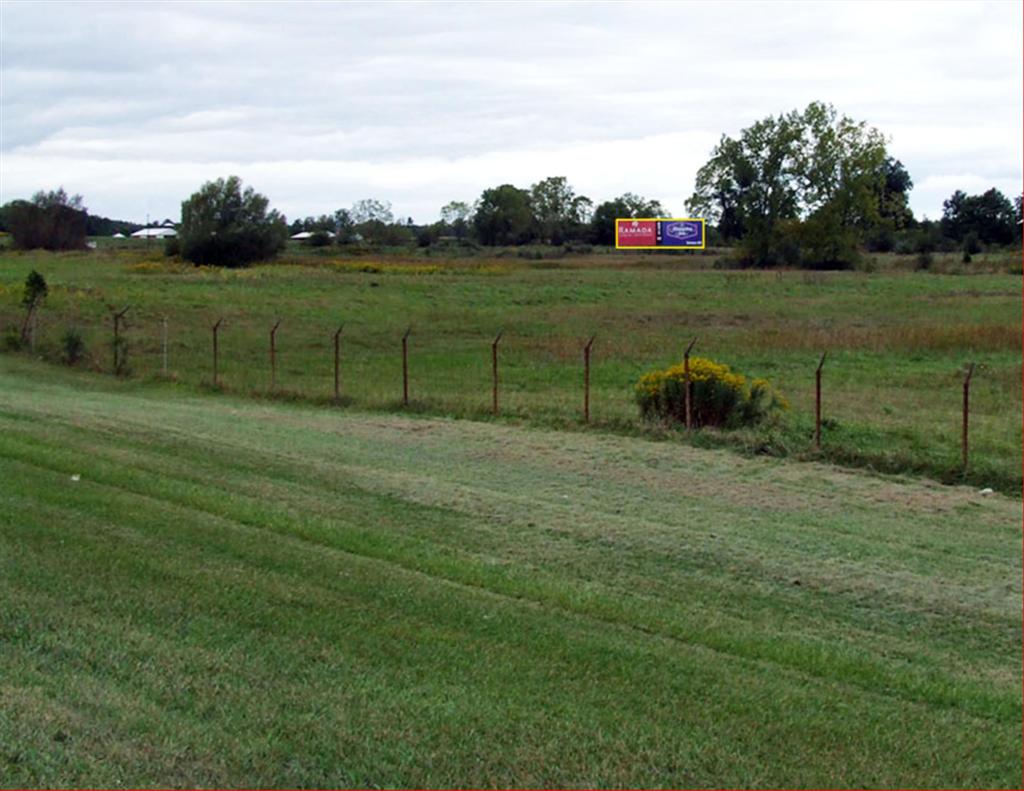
[[131, 228, 177, 238], [290, 230, 336, 240]]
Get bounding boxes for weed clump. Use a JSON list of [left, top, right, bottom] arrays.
[[3, 326, 22, 351], [61, 327, 85, 366], [635, 356, 787, 428]]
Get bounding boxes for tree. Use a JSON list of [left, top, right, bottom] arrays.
[[350, 198, 394, 225], [687, 110, 803, 264], [349, 199, 404, 245], [20, 270, 47, 344], [178, 176, 288, 267], [941, 188, 1017, 246], [84, 213, 142, 237], [473, 185, 535, 245], [590, 193, 666, 245], [440, 200, 472, 239], [687, 102, 895, 267], [32, 187, 84, 212], [5, 188, 88, 251], [333, 209, 355, 243], [878, 157, 914, 230], [529, 177, 592, 244], [794, 101, 888, 267]]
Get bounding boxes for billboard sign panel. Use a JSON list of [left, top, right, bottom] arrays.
[[615, 218, 705, 250], [614, 219, 657, 247]]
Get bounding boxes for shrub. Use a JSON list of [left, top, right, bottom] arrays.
[[308, 230, 332, 247], [61, 327, 85, 365], [635, 356, 787, 428], [3, 326, 22, 351], [164, 236, 180, 257]]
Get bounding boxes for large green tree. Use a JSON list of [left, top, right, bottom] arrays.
[[687, 102, 896, 267], [687, 110, 803, 263], [179, 176, 288, 267], [473, 185, 535, 245], [529, 176, 592, 244]]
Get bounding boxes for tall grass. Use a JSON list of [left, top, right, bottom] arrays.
[[0, 247, 1019, 493]]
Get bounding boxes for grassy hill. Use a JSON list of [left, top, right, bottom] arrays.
[[1, 356, 1020, 787]]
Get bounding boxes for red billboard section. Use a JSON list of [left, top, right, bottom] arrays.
[[615, 219, 657, 247]]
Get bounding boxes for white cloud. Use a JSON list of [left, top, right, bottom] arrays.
[[1, 0, 1020, 222]]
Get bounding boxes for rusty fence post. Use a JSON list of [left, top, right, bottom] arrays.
[[333, 324, 344, 402], [112, 305, 130, 376], [815, 352, 827, 449], [269, 319, 281, 391], [402, 327, 411, 407], [583, 335, 596, 424], [962, 362, 975, 469], [683, 337, 697, 430], [211, 317, 223, 387], [491, 330, 503, 416]]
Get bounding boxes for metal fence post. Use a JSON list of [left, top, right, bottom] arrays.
[[402, 327, 411, 407], [962, 362, 975, 468], [684, 337, 697, 429], [815, 352, 827, 449], [212, 318, 223, 387], [583, 335, 595, 424], [270, 319, 281, 391], [492, 330, 503, 416], [162, 316, 168, 376], [333, 324, 344, 401], [112, 305, 130, 376]]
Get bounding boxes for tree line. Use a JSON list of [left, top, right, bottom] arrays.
[[0, 189, 143, 249], [284, 181, 665, 250], [1, 101, 1020, 268]]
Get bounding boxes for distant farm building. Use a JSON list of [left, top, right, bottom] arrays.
[[131, 228, 176, 239], [290, 230, 336, 240]]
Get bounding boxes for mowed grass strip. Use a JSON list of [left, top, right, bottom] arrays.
[[0, 357, 1020, 788]]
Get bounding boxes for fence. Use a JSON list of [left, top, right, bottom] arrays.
[[4, 306, 991, 471]]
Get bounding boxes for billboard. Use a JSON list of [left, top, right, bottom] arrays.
[[615, 218, 705, 250]]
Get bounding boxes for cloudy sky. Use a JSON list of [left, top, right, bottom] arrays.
[[1, 0, 1021, 225]]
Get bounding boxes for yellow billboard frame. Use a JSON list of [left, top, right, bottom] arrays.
[[614, 217, 706, 250]]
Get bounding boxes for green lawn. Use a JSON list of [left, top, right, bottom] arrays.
[[0, 247, 1020, 494], [1, 356, 1020, 787]]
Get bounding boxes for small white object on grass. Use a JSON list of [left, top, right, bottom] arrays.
[[979, 487, 994, 496], [71, 474, 81, 482]]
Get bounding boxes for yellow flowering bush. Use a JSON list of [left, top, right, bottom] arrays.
[[635, 356, 788, 428]]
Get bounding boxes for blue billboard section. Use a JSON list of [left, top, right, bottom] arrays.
[[656, 220, 704, 247]]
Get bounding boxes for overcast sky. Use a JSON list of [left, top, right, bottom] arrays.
[[1, 0, 1021, 225]]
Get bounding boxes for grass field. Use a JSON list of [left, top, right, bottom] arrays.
[[1, 246, 1020, 492], [0, 355, 1020, 787]]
